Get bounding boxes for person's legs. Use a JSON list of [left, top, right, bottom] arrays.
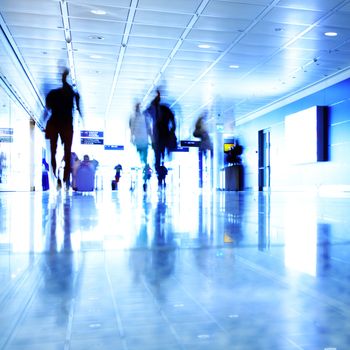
[[138, 146, 148, 166], [61, 127, 73, 185], [154, 146, 161, 174], [49, 132, 59, 177]]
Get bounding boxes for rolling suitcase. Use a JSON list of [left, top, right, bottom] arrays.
[[75, 164, 95, 192]]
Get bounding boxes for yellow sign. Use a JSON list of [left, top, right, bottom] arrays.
[[224, 234, 234, 243]]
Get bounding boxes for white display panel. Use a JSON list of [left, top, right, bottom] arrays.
[[285, 106, 318, 164]]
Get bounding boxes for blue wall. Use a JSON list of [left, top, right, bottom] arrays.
[[236, 78, 350, 191]]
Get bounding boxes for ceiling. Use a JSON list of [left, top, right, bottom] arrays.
[[1, 0, 350, 143]]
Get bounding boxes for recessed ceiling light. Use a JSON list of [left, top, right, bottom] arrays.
[[229, 64, 239, 69], [324, 31, 338, 37], [91, 9, 106, 15], [88, 35, 104, 40], [198, 44, 211, 49]]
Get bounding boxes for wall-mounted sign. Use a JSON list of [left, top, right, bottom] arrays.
[[81, 138, 104, 145], [0, 128, 13, 143], [80, 130, 104, 138], [104, 145, 124, 150], [172, 146, 189, 152], [180, 140, 200, 147], [80, 130, 104, 145]]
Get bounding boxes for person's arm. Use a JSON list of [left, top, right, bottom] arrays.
[[169, 108, 176, 132], [75, 92, 82, 116]]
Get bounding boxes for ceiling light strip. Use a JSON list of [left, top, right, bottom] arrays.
[[0, 15, 45, 110], [104, 0, 139, 119], [169, 0, 282, 109], [59, 0, 77, 86], [142, 0, 211, 104]]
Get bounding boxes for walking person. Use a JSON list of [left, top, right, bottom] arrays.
[[146, 90, 177, 177], [129, 102, 151, 167], [44, 68, 82, 190]]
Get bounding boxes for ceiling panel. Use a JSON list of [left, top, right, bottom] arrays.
[[7, 26, 65, 42], [322, 12, 350, 28], [14, 38, 66, 50], [69, 18, 126, 34], [277, 0, 346, 12], [68, 0, 131, 6], [68, 3, 129, 21], [264, 7, 325, 26], [127, 36, 178, 49], [194, 16, 251, 32], [186, 29, 240, 44], [0, 0, 59, 15], [138, 0, 202, 13], [72, 31, 123, 45], [134, 10, 191, 27], [1, 13, 63, 29], [203, 1, 266, 19], [129, 24, 183, 39], [124, 46, 171, 58]]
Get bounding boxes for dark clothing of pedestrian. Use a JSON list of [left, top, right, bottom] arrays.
[[157, 164, 168, 188], [146, 91, 176, 174], [45, 70, 81, 186]]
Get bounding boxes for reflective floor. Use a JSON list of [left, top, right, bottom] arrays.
[[0, 186, 350, 349]]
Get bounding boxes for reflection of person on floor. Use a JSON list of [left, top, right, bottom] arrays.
[[0, 151, 6, 184], [42, 195, 74, 325], [157, 162, 168, 189], [142, 164, 152, 192], [147, 197, 176, 301]]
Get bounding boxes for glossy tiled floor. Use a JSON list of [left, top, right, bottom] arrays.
[[0, 184, 350, 350]]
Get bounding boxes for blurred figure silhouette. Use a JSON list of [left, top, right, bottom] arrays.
[[157, 162, 168, 189], [147, 195, 176, 301], [146, 90, 176, 177], [129, 102, 151, 167], [42, 195, 74, 325], [142, 163, 152, 192], [193, 112, 213, 156], [112, 164, 122, 190], [44, 68, 82, 190]]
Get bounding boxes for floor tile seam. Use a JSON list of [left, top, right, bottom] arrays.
[[104, 256, 130, 350], [171, 264, 231, 335], [0, 255, 42, 310], [235, 255, 350, 317], [0, 264, 45, 350], [63, 253, 87, 350], [141, 277, 187, 350]]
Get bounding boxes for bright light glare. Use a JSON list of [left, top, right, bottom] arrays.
[[198, 44, 211, 49], [324, 31, 338, 37], [284, 200, 317, 276], [91, 9, 106, 15]]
